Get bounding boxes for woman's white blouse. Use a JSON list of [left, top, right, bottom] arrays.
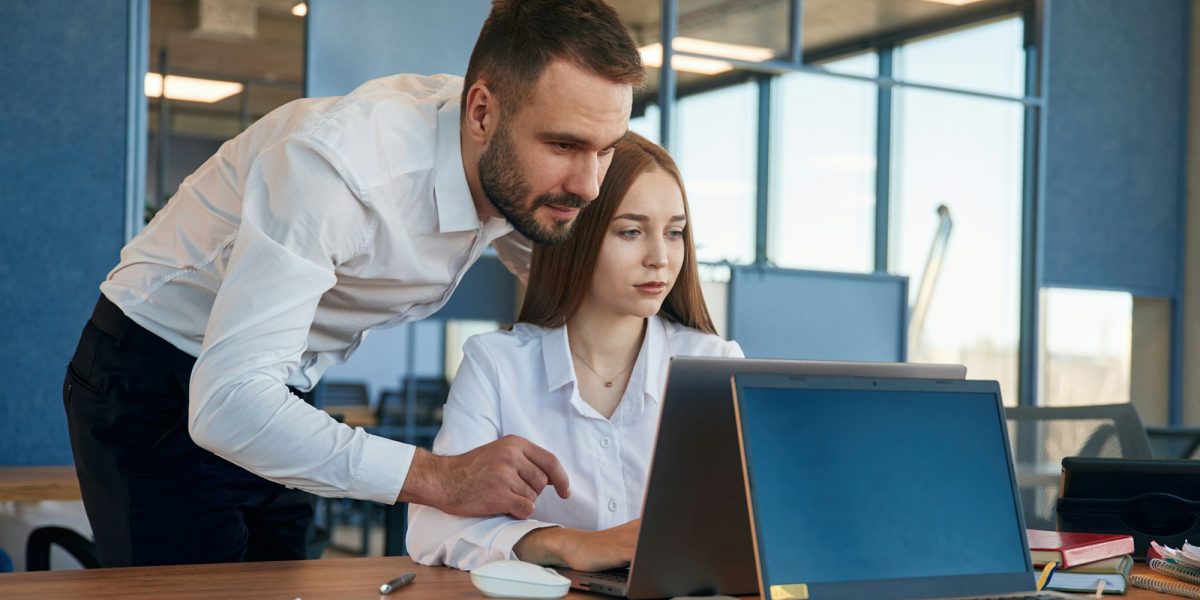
[[407, 315, 743, 569]]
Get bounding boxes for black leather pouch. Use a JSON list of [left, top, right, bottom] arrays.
[[1057, 457, 1200, 558]]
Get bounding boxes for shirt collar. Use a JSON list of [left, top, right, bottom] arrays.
[[636, 316, 668, 408], [433, 100, 481, 234], [541, 316, 669, 420], [542, 323, 576, 393]]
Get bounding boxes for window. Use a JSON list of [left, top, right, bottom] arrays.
[[895, 17, 1025, 97], [675, 81, 758, 264], [1040, 288, 1133, 406], [890, 19, 1026, 403], [621, 8, 1045, 401], [629, 103, 660, 145], [444, 320, 504, 381], [892, 89, 1024, 403], [769, 52, 877, 273]]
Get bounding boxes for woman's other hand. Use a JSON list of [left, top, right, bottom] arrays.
[[514, 519, 641, 572]]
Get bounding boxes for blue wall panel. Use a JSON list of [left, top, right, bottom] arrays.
[[727, 267, 909, 362], [306, 0, 490, 97], [433, 256, 517, 322], [1041, 0, 1190, 296], [0, 2, 139, 464]]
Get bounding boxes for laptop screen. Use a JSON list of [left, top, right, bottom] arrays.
[[735, 377, 1031, 597]]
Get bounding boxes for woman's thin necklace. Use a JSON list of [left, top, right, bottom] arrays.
[[570, 347, 638, 388]]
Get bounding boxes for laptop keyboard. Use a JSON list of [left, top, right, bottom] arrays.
[[582, 567, 631, 582]]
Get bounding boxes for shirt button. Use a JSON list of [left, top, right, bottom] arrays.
[[608, 500, 618, 512], [600, 437, 612, 448]]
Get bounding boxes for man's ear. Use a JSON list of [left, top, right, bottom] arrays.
[[463, 81, 498, 146]]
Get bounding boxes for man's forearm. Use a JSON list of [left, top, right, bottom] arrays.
[[398, 448, 446, 506]]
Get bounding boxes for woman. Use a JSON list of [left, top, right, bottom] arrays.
[[407, 132, 742, 571]]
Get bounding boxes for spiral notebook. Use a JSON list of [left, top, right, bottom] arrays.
[[1131, 572, 1200, 599], [1151, 559, 1200, 581]]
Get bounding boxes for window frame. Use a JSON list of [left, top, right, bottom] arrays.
[[644, 0, 1053, 406]]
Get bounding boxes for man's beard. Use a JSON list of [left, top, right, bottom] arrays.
[[478, 120, 586, 245]]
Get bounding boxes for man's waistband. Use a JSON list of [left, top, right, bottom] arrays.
[[89, 294, 316, 402], [89, 294, 197, 365]]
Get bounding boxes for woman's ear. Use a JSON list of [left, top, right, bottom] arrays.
[[463, 81, 497, 146]]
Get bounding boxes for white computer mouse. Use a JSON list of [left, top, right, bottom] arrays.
[[469, 559, 572, 599]]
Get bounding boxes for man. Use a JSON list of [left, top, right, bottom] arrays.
[[63, 0, 642, 567]]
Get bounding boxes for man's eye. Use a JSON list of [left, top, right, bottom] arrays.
[[554, 142, 573, 152], [599, 147, 615, 157]]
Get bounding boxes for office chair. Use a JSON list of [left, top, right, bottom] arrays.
[[314, 380, 369, 408], [25, 526, 100, 571], [1004, 403, 1153, 531], [313, 380, 371, 423], [376, 379, 448, 428], [1145, 426, 1200, 459]]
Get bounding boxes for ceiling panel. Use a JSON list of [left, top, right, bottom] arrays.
[[150, 0, 1019, 138]]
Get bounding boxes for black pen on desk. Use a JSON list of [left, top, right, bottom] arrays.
[[379, 572, 416, 595]]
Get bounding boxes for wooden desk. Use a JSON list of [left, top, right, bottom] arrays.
[[0, 557, 544, 599], [328, 405, 378, 428], [0, 558, 1174, 599], [0, 466, 81, 502]]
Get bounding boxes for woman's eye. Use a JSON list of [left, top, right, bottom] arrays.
[[666, 229, 685, 240], [618, 229, 641, 239]]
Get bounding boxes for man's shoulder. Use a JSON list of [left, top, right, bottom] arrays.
[[346, 73, 464, 100], [308, 74, 463, 136], [295, 74, 464, 191]]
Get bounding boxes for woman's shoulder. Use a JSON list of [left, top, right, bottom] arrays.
[[658, 317, 744, 358], [463, 322, 556, 357]]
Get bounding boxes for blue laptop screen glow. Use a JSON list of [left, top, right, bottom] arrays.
[[738, 386, 1027, 585]]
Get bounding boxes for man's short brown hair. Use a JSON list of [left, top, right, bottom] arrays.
[[461, 0, 644, 117]]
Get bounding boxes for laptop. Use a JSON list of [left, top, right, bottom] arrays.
[[730, 374, 1071, 600], [565, 358, 967, 598]]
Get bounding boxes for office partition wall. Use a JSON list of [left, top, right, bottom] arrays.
[[0, 0, 147, 464], [728, 266, 908, 362]]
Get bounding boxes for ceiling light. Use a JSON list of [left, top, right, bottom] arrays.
[[144, 73, 244, 103], [670, 37, 775, 62], [639, 44, 733, 75], [638, 37, 774, 75], [920, 0, 988, 5], [291, 2, 307, 17]]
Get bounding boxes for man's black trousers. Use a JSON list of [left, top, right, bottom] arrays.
[[63, 294, 314, 567]]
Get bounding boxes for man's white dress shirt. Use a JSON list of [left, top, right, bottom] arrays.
[[100, 74, 531, 505], [407, 315, 743, 570]]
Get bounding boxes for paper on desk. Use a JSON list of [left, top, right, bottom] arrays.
[[1151, 541, 1200, 568]]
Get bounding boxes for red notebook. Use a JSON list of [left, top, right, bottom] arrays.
[[1026, 529, 1134, 568]]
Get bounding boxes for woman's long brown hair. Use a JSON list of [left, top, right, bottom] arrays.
[[517, 132, 717, 334]]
